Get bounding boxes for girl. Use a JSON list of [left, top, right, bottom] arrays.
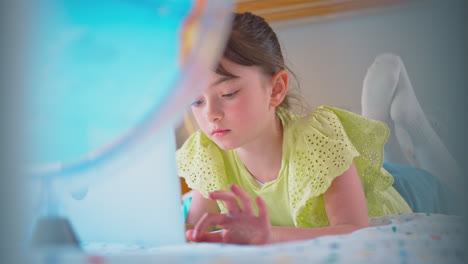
[[176, 12, 412, 245]]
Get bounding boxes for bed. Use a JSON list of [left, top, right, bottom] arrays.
[[29, 213, 465, 263]]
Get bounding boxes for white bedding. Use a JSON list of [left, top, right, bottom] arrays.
[[30, 213, 465, 264]]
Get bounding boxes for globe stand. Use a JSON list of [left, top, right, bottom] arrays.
[[29, 177, 81, 250], [30, 217, 81, 250]]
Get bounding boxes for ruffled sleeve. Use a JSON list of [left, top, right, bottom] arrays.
[[285, 107, 360, 214], [176, 130, 229, 198], [283, 106, 394, 226], [323, 106, 394, 192]]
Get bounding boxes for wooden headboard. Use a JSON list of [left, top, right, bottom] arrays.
[[235, 0, 415, 22]]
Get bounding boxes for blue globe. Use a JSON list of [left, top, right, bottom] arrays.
[[26, 0, 233, 177]]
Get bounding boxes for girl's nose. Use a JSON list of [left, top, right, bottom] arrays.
[[205, 100, 224, 122]]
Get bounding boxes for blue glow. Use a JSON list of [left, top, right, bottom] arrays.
[[24, 0, 234, 248], [28, 0, 191, 164]]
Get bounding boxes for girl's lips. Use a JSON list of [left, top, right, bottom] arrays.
[[212, 129, 230, 137]]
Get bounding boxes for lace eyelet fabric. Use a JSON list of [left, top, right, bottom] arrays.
[[176, 131, 228, 198], [288, 108, 359, 226]]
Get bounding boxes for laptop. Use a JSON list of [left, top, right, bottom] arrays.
[[58, 127, 186, 248]]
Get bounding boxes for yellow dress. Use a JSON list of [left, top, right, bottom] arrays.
[[176, 106, 412, 228]]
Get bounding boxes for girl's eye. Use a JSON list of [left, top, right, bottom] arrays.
[[222, 90, 239, 98], [191, 99, 204, 107]]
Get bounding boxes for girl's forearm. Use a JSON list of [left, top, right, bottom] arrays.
[[267, 223, 368, 244]]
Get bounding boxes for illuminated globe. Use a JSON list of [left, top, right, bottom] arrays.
[[28, 0, 232, 172], [26, 0, 233, 247]]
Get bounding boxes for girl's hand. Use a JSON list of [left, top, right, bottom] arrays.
[[186, 184, 271, 245]]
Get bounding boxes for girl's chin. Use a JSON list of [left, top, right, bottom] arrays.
[[212, 139, 238, 151]]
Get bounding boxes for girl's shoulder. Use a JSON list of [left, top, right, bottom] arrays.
[[279, 105, 393, 198], [279, 105, 354, 140], [279, 105, 389, 143], [176, 131, 229, 197], [278, 105, 345, 128], [279, 106, 362, 199]]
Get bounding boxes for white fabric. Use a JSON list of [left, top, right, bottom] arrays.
[[29, 213, 465, 264], [361, 53, 462, 194]]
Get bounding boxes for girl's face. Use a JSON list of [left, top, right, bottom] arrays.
[[191, 58, 277, 150]]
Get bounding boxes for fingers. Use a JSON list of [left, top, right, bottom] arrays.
[[256, 196, 269, 223], [192, 212, 226, 241], [186, 229, 195, 241], [230, 184, 254, 214], [187, 229, 224, 243], [208, 191, 241, 215]]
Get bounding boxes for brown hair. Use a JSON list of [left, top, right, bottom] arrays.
[[216, 12, 302, 111]]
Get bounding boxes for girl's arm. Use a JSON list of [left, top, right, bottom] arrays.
[[268, 161, 369, 243], [185, 189, 220, 230], [188, 161, 369, 244]]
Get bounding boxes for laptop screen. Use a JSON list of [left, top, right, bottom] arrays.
[[59, 128, 186, 247]]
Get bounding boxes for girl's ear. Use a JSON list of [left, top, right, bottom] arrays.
[[270, 69, 289, 107]]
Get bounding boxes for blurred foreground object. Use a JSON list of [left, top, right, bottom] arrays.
[[24, 0, 233, 251]]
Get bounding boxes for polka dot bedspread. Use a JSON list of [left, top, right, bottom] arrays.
[[31, 213, 465, 264]]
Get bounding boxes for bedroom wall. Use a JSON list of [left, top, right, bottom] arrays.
[[272, 0, 467, 170]]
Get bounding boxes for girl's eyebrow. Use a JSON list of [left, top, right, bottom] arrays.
[[211, 75, 239, 87]]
